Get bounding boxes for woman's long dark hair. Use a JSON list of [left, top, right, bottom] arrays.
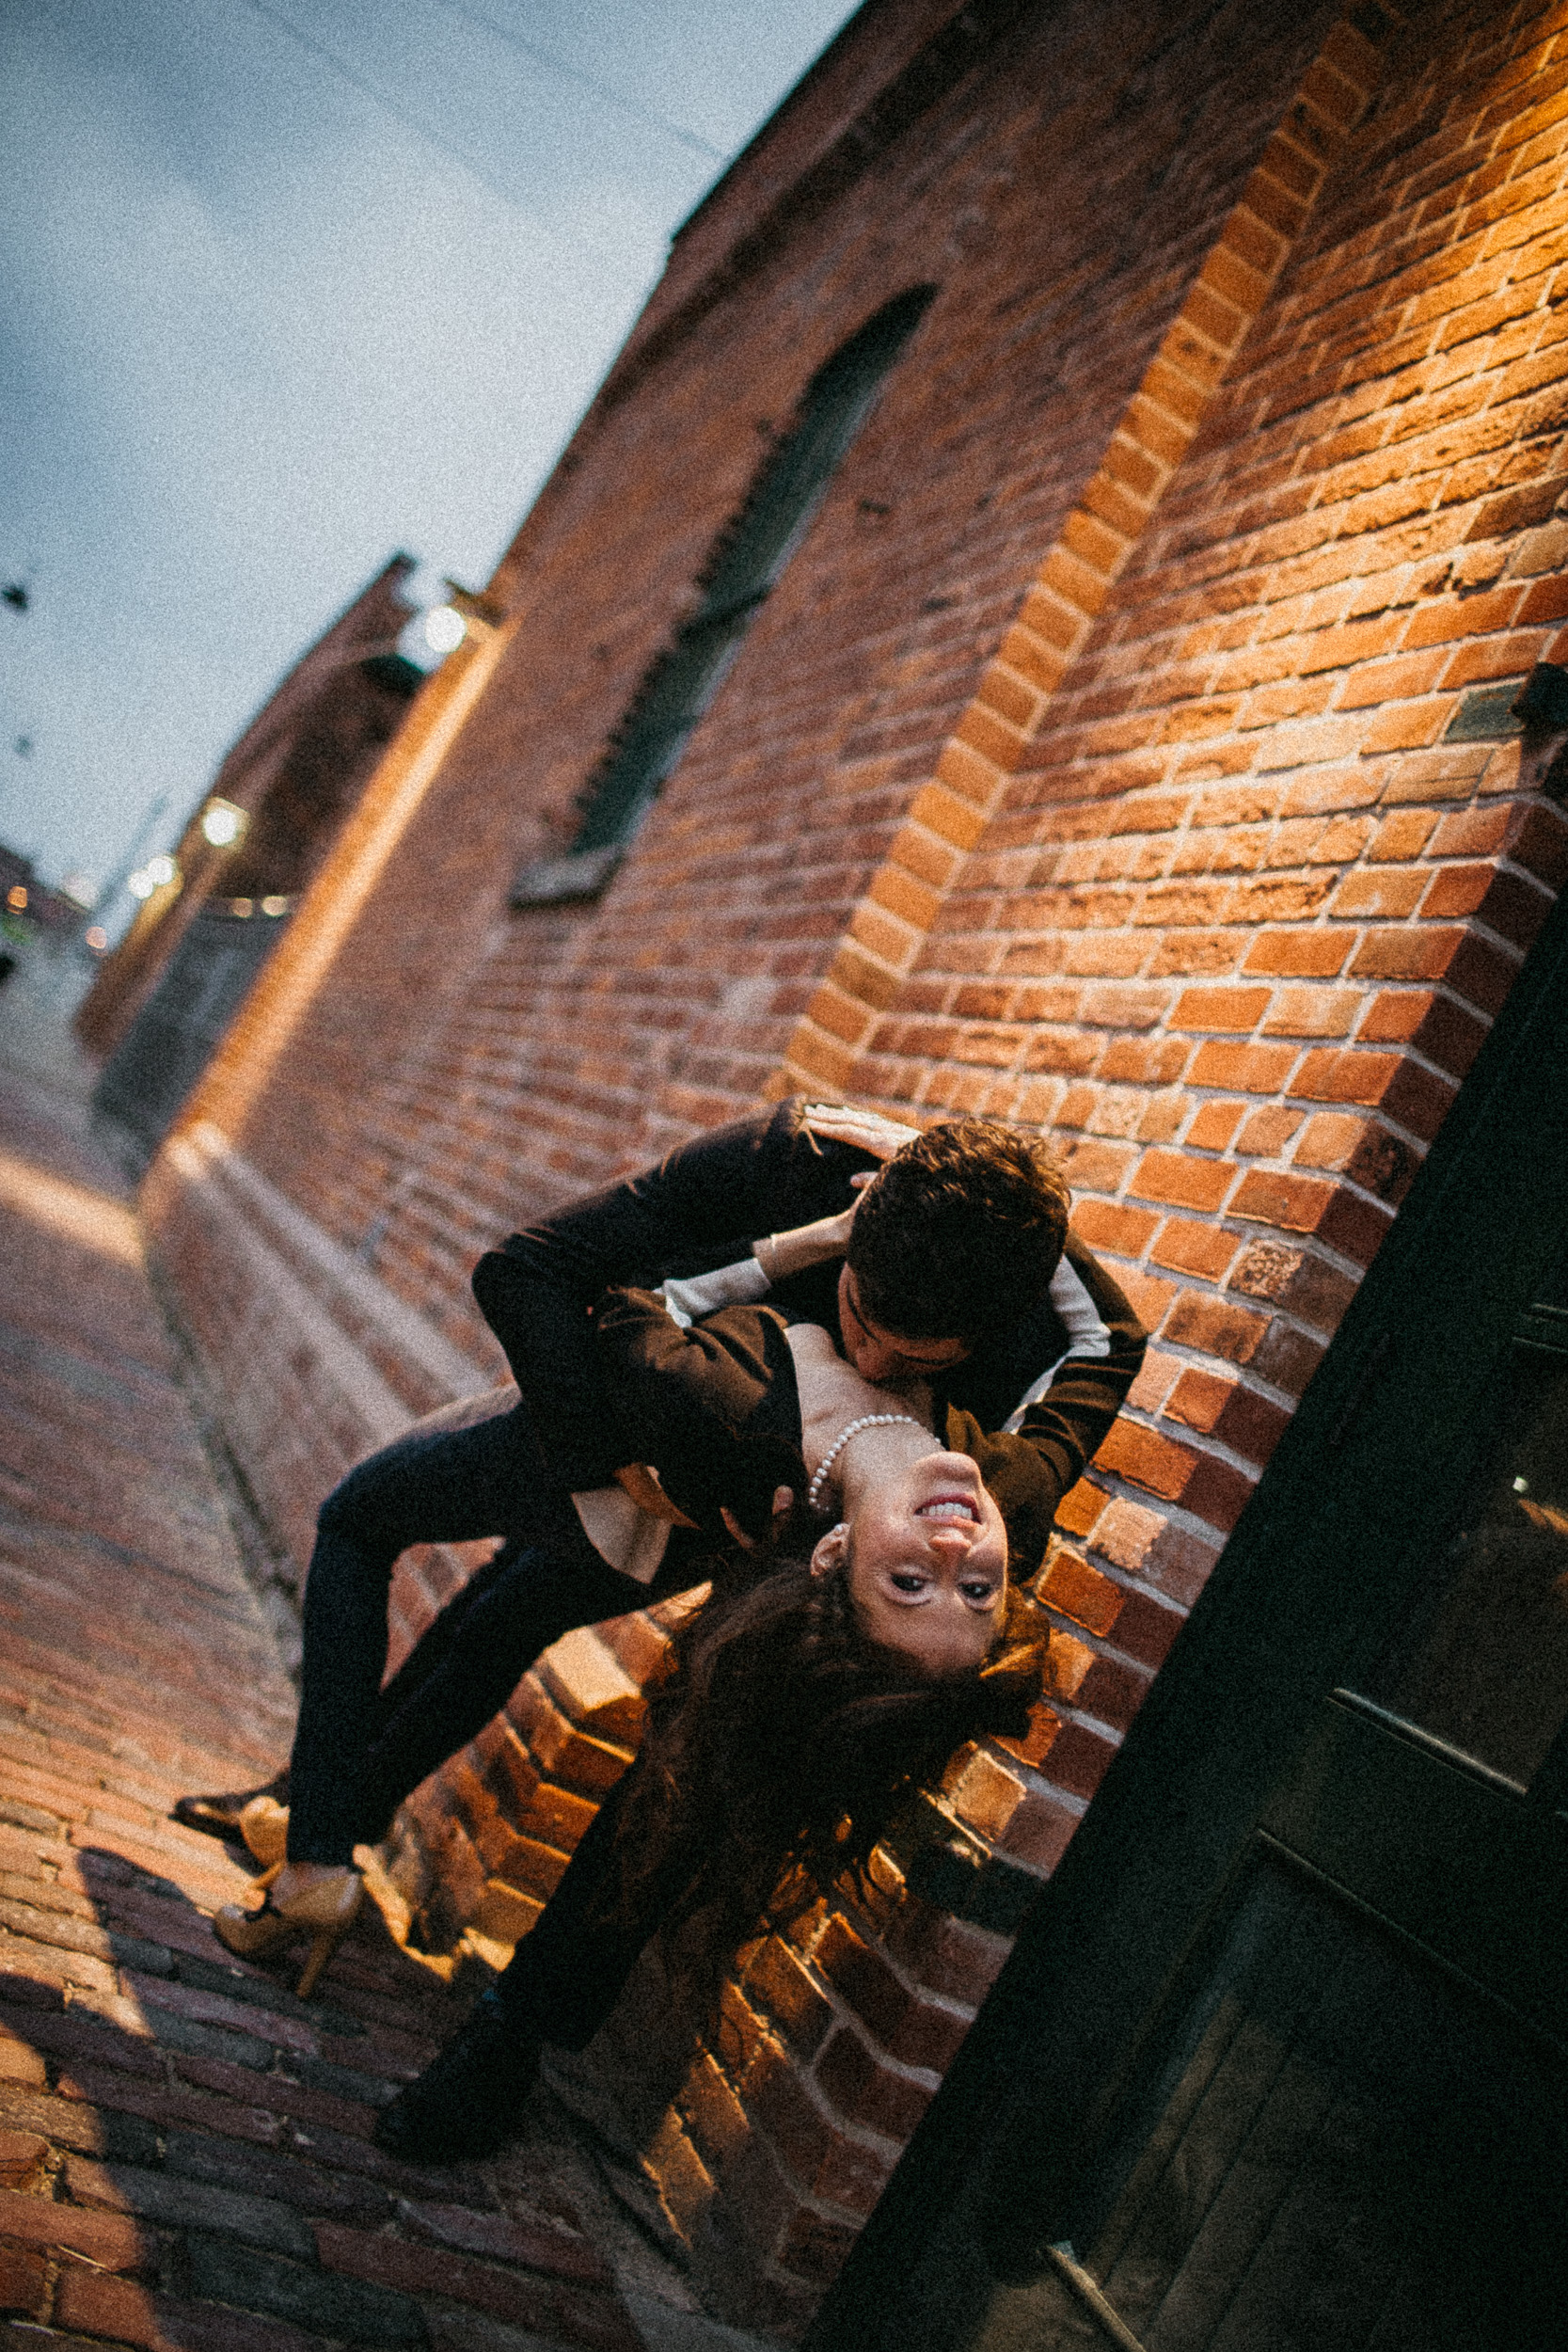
[[605, 1551, 1053, 2020]]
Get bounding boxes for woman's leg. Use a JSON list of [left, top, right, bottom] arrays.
[[374, 1765, 688, 2160], [287, 1405, 544, 1865]]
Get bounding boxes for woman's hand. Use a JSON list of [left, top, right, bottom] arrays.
[[803, 1103, 923, 1161], [720, 1486, 796, 1554], [756, 1106, 919, 1283]]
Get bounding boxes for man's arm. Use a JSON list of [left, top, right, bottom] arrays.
[[943, 1240, 1146, 1579], [471, 1101, 871, 1490]]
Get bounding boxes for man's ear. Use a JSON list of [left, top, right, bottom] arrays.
[[810, 1523, 849, 1581]]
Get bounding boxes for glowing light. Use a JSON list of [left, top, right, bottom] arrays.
[[85, 927, 108, 952], [61, 872, 97, 909], [261, 895, 290, 917], [6, 885, 26, 911], [127, 868, 155, 899], [230, 898, 253, 917], [423, 604, 466, 654], [145, 854, 177, 887], [200, 798, 246, 848]]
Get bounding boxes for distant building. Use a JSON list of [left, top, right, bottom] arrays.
[[140, 2, 1568, 2340], [0, 846, 85, 994], [79, 557, 420, 1163]]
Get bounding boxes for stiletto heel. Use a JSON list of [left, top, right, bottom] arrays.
[[297, 1921, 348, 2000], [214, 1867, 362, 1998]]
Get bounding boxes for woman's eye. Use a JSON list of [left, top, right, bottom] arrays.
[[891, 1571, 927, 1594], [960, 1581, 998, 1604]]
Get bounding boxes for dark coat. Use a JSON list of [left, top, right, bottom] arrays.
[[473, 1099, 1146, 1578]]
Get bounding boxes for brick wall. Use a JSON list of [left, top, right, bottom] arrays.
[[143, 0, 1568, 2331]]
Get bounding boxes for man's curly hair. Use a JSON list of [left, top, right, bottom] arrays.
[[847, 1118, 1070, 1343]]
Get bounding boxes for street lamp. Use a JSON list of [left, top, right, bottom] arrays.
[[422, 579, 505, 653]]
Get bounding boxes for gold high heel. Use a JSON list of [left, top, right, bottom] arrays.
[[213, 1866, 362, 1999], [239, 1794, 290, 1871]]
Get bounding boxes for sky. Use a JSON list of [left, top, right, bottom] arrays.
[[0, 0, 859, 901]]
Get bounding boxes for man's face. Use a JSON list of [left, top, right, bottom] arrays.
[[836, 1263, 971, 1386]]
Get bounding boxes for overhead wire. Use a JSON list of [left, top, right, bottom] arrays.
[[227, 0, 724, 246], [432, 0, 726, 161]]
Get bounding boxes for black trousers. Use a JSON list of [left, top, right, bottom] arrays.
[[288, 1394, 641, 1865]]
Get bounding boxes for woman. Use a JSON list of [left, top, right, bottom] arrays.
[[213, 1279, 1055, 2010]]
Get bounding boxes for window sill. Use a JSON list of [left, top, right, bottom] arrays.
[[509, 845, 624, 906]]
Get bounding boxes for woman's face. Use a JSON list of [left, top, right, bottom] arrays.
[[813, 1450, 1008, 1677]]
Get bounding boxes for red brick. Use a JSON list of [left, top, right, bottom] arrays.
[[1505, 801, 1568, 890], [1173, 986, 1271, 1029], [1037, 1549, 1124, 1637], [1180, 1450, 1258, 1532], [1293, 1111, 1367, 1170], [0, 2246, 43, 2317], [1406, 991, 1490, 1076], [319, 2218, 609, 2338], [1347, 926, 1465, 981], [1042, 1723, 1117, 1801], [1095, 1421, 1204, 1503], [1130, 1150, 1235, 1212], [1110, 1592, 1184, 1670], [53, 2272, 323, 2352], [743, 1936, 834, 2058], [1164, 1368, 1238, 1434], [1148, 1217, 1238, 1279], [815, 2030, 933, 2142], [0, 2184, 146, 2270], [1230, 1168, 1336, 1234], [1053, 1479, 1107, 1538], [1076, 1655, 1150, 1732], [1186, 1100, 1243, 1151], [1330, 868, 1427, 919], [1288, 1046, 1401, 1104], [1431, 930, 1523, 1015], [944, 1745, 1026, 1840], [1242, 929, 1353, 976], [812, 1918, 968, 2071], [1069, 1200, 1159, 1258], [1162, 1292, 1270, 1362]]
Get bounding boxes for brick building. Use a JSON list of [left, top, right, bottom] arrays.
[[140, 0, 1568, 2335], [79, 557, 420, 1165]]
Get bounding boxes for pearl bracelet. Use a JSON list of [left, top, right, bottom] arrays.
[[806, 1412, 925, 1514]]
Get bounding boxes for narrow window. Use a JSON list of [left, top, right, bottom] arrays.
[[512, 285, 937, 905]]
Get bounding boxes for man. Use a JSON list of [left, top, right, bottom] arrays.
[[180, 1101, 1143, 1856]]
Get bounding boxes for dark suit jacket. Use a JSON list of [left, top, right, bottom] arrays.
[[473, 1099, 1146, 1577]]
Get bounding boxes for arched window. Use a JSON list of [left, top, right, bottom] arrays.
[[513, 285, 937, 905]]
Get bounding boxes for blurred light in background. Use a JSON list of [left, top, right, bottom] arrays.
[[199, 797, 247, 847], [423, 604, 467, 654]]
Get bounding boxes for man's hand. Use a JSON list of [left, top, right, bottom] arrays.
[[614, 1463, 700, 1528], [720, 1486, 797, 1553]]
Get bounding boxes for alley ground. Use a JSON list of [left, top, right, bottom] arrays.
[[0, 959, 767, 2352]]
